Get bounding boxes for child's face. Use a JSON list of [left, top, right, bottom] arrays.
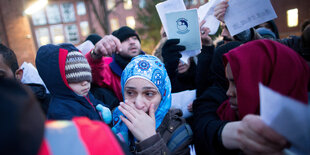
[[69, 81, 90, 96]]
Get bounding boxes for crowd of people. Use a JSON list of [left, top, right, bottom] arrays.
[[1, 1, 310, 155]]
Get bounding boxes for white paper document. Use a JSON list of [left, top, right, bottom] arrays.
[[171, 89, 196, 118], [165, 9, 202, 63], [259, 84, 310, 154], [155, 0, 186, 36], [224, 0, 277, 36], [180, 50, 201, 64], [76, 40, 94, 55], [197, 0, 221, 35]]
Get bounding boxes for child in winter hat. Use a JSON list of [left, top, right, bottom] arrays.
[[65, 51, 92, 96], [66, 51, 112, 123], [36, 44, 111, 124]]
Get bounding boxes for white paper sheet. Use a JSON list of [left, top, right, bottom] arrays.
[[259, 84, 310, 154], [76, 40, 94, 55], [180, 50, 201, 64], [197, 0, 221, 35], [171, 89, 196, 118], [224, 0, 277, 36], [155, 0, 186, 37]]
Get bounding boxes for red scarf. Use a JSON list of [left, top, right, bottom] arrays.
[[218, 40, 309, 121]]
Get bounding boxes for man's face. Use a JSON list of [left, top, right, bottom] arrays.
[[0, 55, 14, 78], [119, 36, 141, 58]]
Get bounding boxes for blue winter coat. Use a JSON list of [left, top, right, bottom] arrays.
[[36, 43, 103, 121]]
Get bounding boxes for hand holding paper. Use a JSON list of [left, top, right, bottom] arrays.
[[171, 90, 196, 118], [259, 84, 310, 154], [223, 0, 277, 36], [155, 0, 186, 36], [197, 0, 221, 34]]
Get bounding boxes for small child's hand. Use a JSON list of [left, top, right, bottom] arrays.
[[96, 104, 112, 124]]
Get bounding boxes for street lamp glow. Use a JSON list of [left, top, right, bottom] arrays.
[[24, 0, 48, 15]]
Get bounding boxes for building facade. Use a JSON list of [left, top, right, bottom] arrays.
[[0, 0, 309, 65]]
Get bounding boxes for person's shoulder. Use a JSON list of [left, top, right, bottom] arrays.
[[166, 109, 189, 129], [164, 109, 193, 153], [103, 56, 113, 64]]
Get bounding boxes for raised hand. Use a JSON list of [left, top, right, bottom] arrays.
[[200, 20, 213, 46], [214, 0, 229, 23], [222, 114, 289, 155], [92, 35, 122, 59]]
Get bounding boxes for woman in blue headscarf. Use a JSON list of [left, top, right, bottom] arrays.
[[112, 55, 192, 154]]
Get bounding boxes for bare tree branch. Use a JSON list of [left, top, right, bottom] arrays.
[[87, 0, 124, 34]]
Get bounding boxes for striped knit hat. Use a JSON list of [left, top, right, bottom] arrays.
[[65, 51, 92, 83]]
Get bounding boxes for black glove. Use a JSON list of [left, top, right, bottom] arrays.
[[161, 39, 185, 76]]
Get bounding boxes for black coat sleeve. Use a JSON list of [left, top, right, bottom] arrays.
[[192, 86, 239, 155], [195, 45, 215, 97], [170, 60, 197, 93]]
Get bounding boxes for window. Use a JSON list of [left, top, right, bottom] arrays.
[[50, 25, 65, 44], [80, 21, 90, 37], [139, 0, 146, 8], [287, 8, 298, 27], [110, 18, 120, 31], [61, 3, 76, 23], [35, 28, 51, 46], [107, 0, 115, 10], [65, 24, 80, 44], [126, 16, 135, 29], [46, 4, 61, 24], [124, 0, 132, 10], [32, 9, 47, 26], [77, 1, 86, 15], [31, 2, 90, 47]]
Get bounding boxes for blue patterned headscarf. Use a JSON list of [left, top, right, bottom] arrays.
[[112, 55, 171, 144]]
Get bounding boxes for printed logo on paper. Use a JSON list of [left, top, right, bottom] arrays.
[[176, 18, 190, 34]]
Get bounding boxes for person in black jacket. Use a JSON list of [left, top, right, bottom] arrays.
[[161, 21, 215, 93], [161, 39, 196, 93], [193, 41, 242, 155]]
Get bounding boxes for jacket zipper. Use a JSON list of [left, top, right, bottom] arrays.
[[84, 95, 103, 120]]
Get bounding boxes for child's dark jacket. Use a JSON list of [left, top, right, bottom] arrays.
[[36, 44, 103, 121]]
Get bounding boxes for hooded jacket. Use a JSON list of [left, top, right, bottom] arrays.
[[36, 44, 103, 121]]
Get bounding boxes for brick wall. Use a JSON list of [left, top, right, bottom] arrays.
[[0, 0, 37, 66], [271, 0, 310, 38]]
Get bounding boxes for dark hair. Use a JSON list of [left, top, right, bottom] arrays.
[[0, 78, 45, 154], [85, 33, 102, 45], [0, 44, 19, 73], [301, 19, 310, 32], [112, 26, 141, 43], [301, 25, 310, 61]]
